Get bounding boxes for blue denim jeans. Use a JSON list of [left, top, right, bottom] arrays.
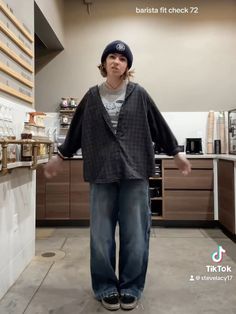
[[89, 179, 151, 300]]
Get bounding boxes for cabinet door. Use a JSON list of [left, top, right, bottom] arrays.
[[164, 190, 214, 220], [163, 158, 214, 220], [70, 160, 90, 219], [218, 160, 235, 234], [163, 159, 213, 169], [164, 169, 213, 190], [36, 164, 46, 219], [45, 161, 70, 219]]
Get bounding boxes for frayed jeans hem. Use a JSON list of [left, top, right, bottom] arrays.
[[95, 288, 119, 301]]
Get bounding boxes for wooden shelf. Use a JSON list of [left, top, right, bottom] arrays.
[[149, 176, 162, 180], [0, 82, 33, 104], [0, 21, 33, 57], [0, 0, 34, 106], [0, 61, 33, 88], [59, 109, 76, 113], [0, 139, 53, 175], [0, 42, 33, 73], [0, 0, 34, 42], [151, 216, 164, 220]]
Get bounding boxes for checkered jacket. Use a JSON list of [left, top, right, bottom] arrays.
[[58, 82, 180, 183]]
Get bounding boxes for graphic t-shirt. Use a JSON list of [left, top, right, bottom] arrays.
[[99, 81, 127, 133]]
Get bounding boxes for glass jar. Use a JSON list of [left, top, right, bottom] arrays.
[[60, 97, 69, 109], [70, 98, 76, 107], [7, 125, 16, 163], [21, 122, 33, 161], [60, 115, 69, 126]]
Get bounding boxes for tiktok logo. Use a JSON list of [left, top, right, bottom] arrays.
[[211, 245, 226, 263]]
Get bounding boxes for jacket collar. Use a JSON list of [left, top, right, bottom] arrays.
[[125, 81, 137, 100], [90, 82, 137, 136], [90, 81, 137, 99]]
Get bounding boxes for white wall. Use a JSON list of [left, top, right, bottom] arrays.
[[35, 0, 65, 46], [0, 169, 36, 300], [0, 97, 35, 300], [35, 0, 236, 112], [44, 110, 227, 155], [163, 111, 228, 153], [0, 0, 36, 299]]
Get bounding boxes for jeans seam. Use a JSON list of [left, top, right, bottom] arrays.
[[96, 289, 119, 300], [120, 288, 140, 299]]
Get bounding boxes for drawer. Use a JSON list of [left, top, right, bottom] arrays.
[[45, 192, 70, 219], [164, 190, 214, 220], [164, 169, 213, 189], [163, 159, 213, 169]]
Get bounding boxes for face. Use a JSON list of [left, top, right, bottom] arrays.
[[104, 53, 128, 78]]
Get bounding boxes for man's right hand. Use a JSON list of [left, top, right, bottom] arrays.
[[43, 155, 64, 179]]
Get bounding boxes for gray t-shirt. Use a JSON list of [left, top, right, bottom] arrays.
[[99, 81, 127, 133]]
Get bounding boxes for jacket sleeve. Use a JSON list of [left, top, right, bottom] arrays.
[[145, 90, 180, 156], [58, 91, 88, 157]]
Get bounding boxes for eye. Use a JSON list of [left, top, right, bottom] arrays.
[[109, 54, 116, 59], [120, 57, 127, 62]]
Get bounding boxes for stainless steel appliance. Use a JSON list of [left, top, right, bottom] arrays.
[[186, 138, 203, 154]]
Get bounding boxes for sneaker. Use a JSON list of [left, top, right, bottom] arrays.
[[101, 293, 120, 311], [120, 294, 138, 310]]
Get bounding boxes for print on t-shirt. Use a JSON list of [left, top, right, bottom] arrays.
[[103, 99, 124, 131]]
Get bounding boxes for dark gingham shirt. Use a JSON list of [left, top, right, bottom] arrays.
[[58, 82, 180, 183]]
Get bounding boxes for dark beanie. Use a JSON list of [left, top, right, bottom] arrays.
[[101, 40, 133, 69]]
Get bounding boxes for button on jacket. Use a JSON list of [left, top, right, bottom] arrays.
[[58, 82, 180, 183]]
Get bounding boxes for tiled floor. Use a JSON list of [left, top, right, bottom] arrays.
[[0, 227, 236, 314]]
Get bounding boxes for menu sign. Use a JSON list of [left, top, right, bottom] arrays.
[[0, 0, 34, 105]]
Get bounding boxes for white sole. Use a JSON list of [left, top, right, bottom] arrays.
[[101, 300, 120, 311], [120, 300, 138, 310]]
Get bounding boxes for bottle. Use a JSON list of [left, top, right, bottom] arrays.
[[214, 140, 221, 154], [7, 124, 16, 163], [70, 98, 76, 108], [60, 97, 69, 109], [21, 122, 32, 161]]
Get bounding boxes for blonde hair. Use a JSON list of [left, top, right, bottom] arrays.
[[97, 63, 134, 80]]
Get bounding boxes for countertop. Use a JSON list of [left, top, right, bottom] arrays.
[[155, 153, 236, 161], [69, 153, 236, 162]]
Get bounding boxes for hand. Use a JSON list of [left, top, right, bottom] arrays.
[[43, 155, 64, 179], [173, 153, 191, 176]]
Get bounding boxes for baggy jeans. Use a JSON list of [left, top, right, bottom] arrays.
[[89, 179, 151, 300]]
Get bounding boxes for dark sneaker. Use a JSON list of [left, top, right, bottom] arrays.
[[120, 294, 138, 310], [101, 293, 120, 311]]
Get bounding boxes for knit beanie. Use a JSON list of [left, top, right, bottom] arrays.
[[101, 40, 133, 69]]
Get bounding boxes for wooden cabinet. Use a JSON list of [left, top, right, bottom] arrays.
[[36, 158, 216, 223], [70, 160, 90, 219], [164, 190, 213, 220], [45, 161, 70, 219], [36, 164, 46, 220], [36, 159, 90, 221], [164, 169, 213, 190], [218, 160, 235, 234], [163, 159, 214, 220]]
